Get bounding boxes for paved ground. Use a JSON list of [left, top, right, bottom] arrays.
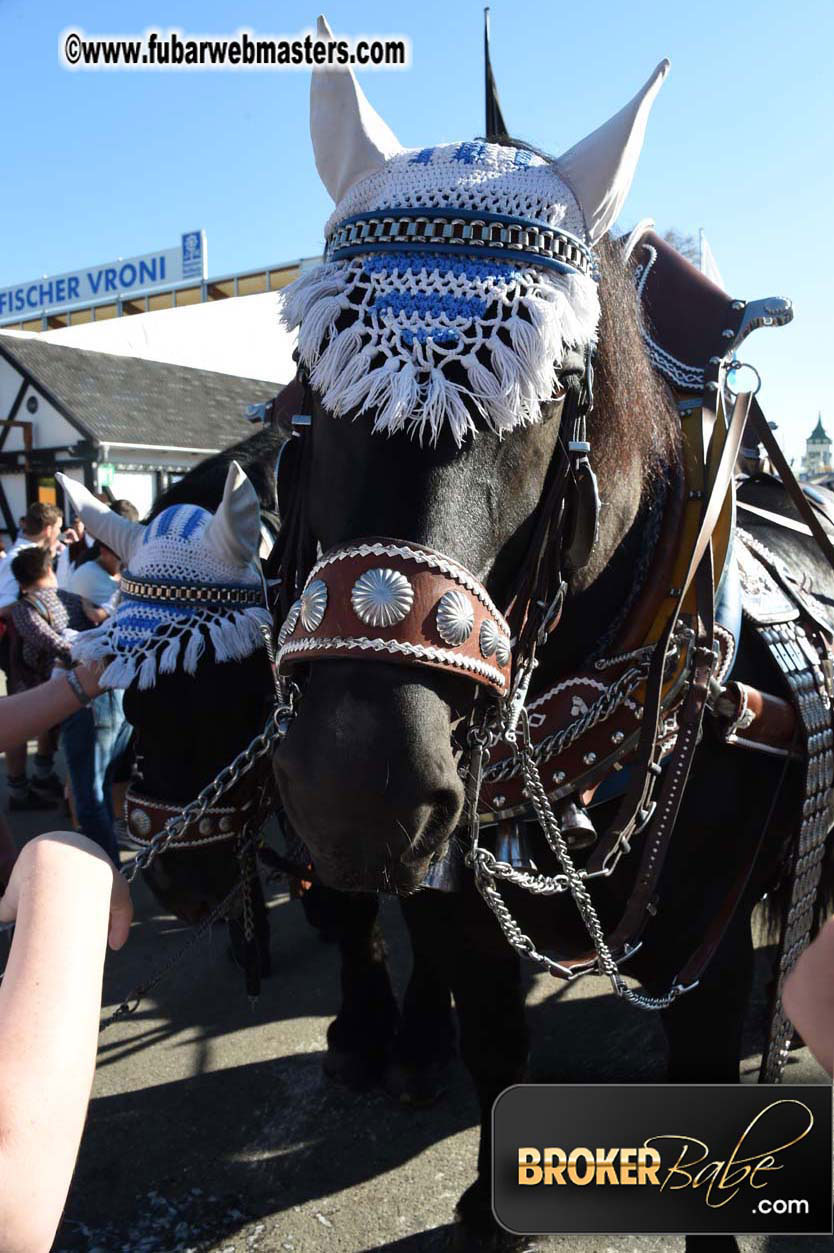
[[4, 754, 832, 1253]]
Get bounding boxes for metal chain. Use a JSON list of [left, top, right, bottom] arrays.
[[472, 847, 569, 895], [97, 685, 296, 1030], [99, 861, 251, 1033], [123, 698, 292, 883], [485, 626, 691, 786], [533, 663, 649, 763], [516, 714, 688, 1009], [484, 662, 649, 784], [469, 697, 690, 1009]]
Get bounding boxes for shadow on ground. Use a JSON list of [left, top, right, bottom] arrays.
[[50, 868, 828, 1253]]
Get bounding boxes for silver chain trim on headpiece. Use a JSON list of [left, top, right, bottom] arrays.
[[325, 208, 598, 281]]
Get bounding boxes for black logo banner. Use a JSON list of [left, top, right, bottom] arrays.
[[492, 1084, 832, 1235]]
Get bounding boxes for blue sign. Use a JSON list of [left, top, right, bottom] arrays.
[[0, 231, 208, 323], [181, 231, 204, 280]]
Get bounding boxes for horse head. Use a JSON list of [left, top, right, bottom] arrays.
[[58, 456, 275, 925], [273, 21, 673, 893]]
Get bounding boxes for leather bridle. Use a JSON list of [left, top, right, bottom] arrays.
[[273, 360, 593, 688], [271, 347, 756, 1009]]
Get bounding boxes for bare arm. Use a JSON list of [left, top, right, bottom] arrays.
[[0, 833, 132, 1253], [0, 664, 102, 752], [781, 918, 834, 1078]]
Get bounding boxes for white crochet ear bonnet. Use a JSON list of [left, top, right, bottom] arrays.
[[282, 19, 669, 444], [56, 464, 271, 689]]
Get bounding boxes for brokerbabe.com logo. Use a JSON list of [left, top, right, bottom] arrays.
[[492, 1085, 832, 1235]]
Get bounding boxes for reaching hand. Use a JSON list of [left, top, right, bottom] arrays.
[[0, 833, 133, 950]]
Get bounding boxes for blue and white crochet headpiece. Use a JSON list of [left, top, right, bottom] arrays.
[[283, 18, 669, 445], [56, 464, 271, 690]]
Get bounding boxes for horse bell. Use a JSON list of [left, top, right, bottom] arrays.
[[556, 798, 598, 850]]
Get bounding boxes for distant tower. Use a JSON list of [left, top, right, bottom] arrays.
[[803, 414, 832, 477]]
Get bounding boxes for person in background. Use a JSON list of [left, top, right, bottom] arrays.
[[56, 516, 96, 590], [60, 499, 137, 866], [0, 502, 65, 810], [0, 502, 64, 612], [9, 546, 91, 685], [67, 500, 137, 621]]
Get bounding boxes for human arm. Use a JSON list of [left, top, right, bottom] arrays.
[[0, 664, 103, 751], [0, 833, 132, 1252], [781, 918, 834, 1078]]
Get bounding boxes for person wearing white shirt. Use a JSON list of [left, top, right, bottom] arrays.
[[55, 520, 95, 591], [0, 503, 63, 612], [67, 542, 120, 618]]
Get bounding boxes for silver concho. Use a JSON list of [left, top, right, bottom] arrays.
[[300, 579, 328, 632], [198, 817, 214, 836], [130, 807, 151, 838], [435, 589, 474, 647], [219, 815, 234, 833], [277, 599, 301, 648], [480, 619, 511, 667], [351, 567, 414, 628]]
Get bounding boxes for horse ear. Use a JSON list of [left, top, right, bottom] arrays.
[[310, 14, 403, 203], [55, 472, 145, 563], [556, 60, 670, 245], [204, 462, 261, 569]]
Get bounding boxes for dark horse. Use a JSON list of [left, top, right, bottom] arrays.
[[271, 238, 826, 1251], [84, 426, 442, 1091], [267, 44, 833, 1253]]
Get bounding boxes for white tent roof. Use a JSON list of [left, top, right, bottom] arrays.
[[2, 290, 297, 385]]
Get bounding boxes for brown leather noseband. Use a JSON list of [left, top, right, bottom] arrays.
[[276, 538, 513, 697], [124, 782, 258, 848]]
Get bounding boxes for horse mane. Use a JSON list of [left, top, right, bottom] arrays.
[[495, 136, 679, 486], [147, 424, 285, 521], [592, 235, 680, 483]]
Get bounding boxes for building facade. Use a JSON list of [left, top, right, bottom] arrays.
[[0, 335, 279, 536], [0, 242, 313, 535], [0, 255, 319, 334]]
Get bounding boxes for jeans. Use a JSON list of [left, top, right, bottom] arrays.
[[61, 689, 131, 865]]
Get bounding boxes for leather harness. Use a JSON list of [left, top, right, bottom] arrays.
[[273, 229, 834, 1009]]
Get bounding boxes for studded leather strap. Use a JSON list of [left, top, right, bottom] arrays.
[[276, 538, 512, 696], [125, 785, 254, 847]]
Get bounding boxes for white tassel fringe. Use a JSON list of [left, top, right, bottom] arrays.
[[281, 259, 599, 445]]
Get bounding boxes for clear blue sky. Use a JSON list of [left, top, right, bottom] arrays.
[[2, 0, 832, 463]]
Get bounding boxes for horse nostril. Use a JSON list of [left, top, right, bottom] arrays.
[[421, 784, 465, 849]]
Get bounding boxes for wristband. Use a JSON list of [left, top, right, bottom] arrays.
[[65, 668, 93, 706]]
